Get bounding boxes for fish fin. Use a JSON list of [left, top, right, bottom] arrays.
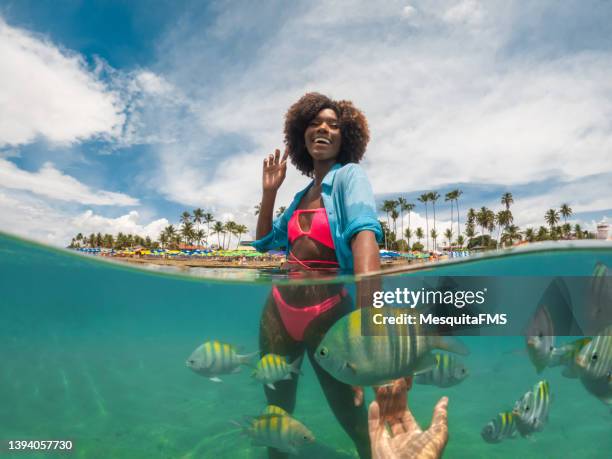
[[290, 355, 304, 374], [413, 355, 436, 375], [209, 377, 222, 383], [266, 383, 276, 390], [432, 336, 470, 355]]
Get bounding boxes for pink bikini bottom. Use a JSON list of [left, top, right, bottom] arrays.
[[272, 285, 347, 341]]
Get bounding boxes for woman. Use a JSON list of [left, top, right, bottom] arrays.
[[253, 93, 382, 458]]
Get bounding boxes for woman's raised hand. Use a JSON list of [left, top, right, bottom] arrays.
[[262, 148, 289, 193]]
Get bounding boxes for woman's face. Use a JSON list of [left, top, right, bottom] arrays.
[[304, 108, 342, 162]]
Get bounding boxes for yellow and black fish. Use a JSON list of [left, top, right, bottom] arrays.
[[186, 340, 256, 382], [512, 380, 551, 437], [234, 411, 315, 455], [481, 411, 517, 443], [414, 353, 469, 388], [252, 354, 302, 390]]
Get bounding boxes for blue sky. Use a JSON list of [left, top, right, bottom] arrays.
[[0, 0, 610, 246]]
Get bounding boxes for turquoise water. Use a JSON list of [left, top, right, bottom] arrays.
[[1, 232, 611, 458]]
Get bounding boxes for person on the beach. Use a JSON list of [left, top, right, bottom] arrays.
[[253, 93, 448, 458], [253, 92, 382, 458]]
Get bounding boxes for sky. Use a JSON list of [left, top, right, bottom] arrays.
[[0, 0, 611, 247]]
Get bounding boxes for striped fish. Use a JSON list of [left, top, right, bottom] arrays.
[[526, 304, 556, 374], [575, 327, 612, 407], [415, 353, 469, 388], [262, 405, 289, 416], [585, 263, 611, 329], [512, 380, 551, 437], [186, 340, 256, 382], [313, 308, 469, 386], [235, 412, 315, 455], [252, 354, 302, 390], [480, 411, 517, 443], [549, 337, 592, 378]]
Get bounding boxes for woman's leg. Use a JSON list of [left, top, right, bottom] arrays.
[[304, 297, 371, 459], [258, 293, 305, 459]]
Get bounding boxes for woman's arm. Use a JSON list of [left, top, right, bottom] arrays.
[[256, 149, 288, 239], [351, 230, 381, 309]]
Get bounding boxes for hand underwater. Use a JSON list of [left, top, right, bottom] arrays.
[[368, 378, 449, 459]]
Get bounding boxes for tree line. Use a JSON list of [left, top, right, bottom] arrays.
[[379, 191, 595, 252], [68, 208, 249, 250]]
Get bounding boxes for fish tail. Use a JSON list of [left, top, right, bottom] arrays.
[[431, 336, 470, 355], [290, 355, 304, 375]]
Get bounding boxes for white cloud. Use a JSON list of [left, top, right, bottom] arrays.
[[0, 17, 126, 146], [142, 0, 612, 225], [71, 210, 169, 240], [0, 158, 139, 205], [442, 0, 485, 26]]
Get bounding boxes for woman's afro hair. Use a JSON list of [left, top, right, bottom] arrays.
[[284, 92, 370, 177]]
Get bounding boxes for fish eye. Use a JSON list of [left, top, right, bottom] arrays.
[[303, 435, 309, 440], [188, 360, 195, 364], [318, 347, 329, 358], [591, 353, 598, 361], [549, 346, 554, 351], [461, 369, 466, 374]]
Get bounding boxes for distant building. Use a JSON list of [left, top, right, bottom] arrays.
[[596, 220, 609, 240]]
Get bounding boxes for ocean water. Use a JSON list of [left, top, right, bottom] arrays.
[[1, 232, 611, 459]]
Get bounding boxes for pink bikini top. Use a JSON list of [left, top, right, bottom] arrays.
[[287, 208, 335, 249]]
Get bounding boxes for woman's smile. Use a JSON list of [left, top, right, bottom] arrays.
[[305, 108, 342, 160]]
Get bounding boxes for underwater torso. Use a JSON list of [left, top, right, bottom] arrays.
[[275, 193, 345, 341]]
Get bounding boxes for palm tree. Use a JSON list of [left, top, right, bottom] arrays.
[[390, 209, 399, 239], [476, 207, 489, 238], [223, 221, 237, 249], [573, 224, 582, 239], [467, 207, 476, 223], [536, 226, 549, 241], [180, 211, 192, 225], [495, 210, 512, 244], [501, 225, 522, 247], [404, 228, 413, 249], [397, 197, 409, 244], [181, 221, 194, 245], [415, 227, 424, 247], [561, 223, 572, 240], [212, 221, 224, 248], [456, 235, 465, 248], [464, 223, 476, 241], [501, 192, 514, 210], [544, 209, 559, 231], [444, 228, 453, 247], [193, 208, 204, 231], [430, 229, 438, 252], [159, 231, 168, 249], [453, 189, 463, 239], [417, 194, 430, 250], [195, 229, 205, 247], [429, 191, 440, 231], [404, 202, 415, 240], [381, 200, 397, 233], [234, 224, 248, 248], [524, 227, 535, 243], [560, 204, 572, 224], [203, 213, 215, 247], [445, 192, 455, 239], [276, 206, 287, 218]]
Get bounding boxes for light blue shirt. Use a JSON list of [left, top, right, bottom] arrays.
[[252, 163, 382, 273]]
